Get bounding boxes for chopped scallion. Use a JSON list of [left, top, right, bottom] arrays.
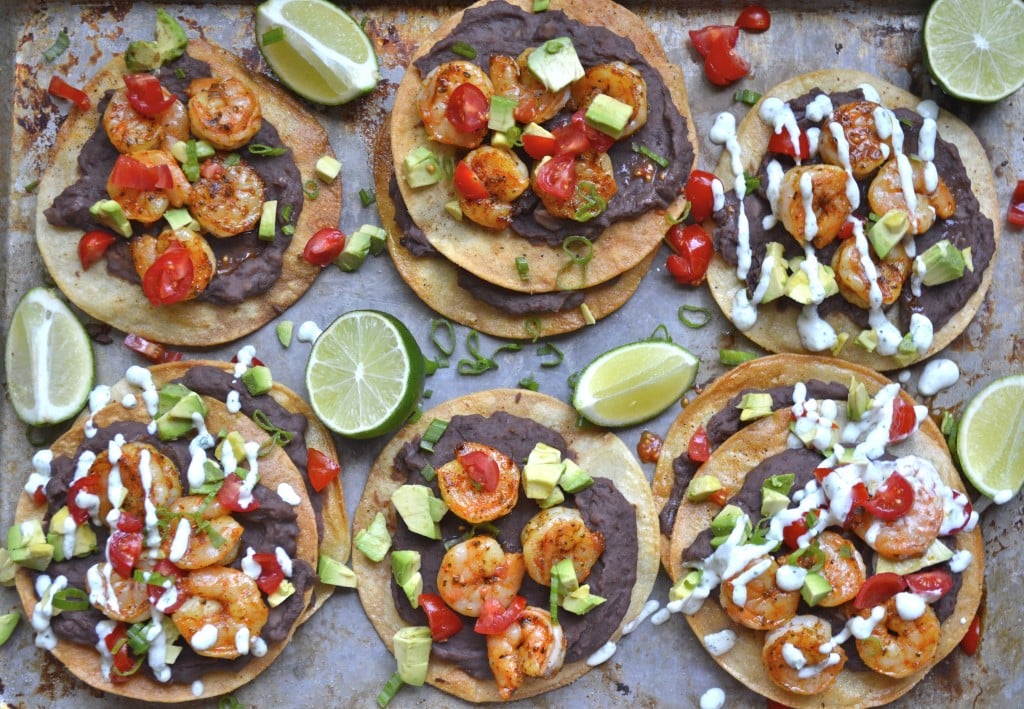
[[430, 318, 456, 357], [282, 224, 295, 236], [647, 324, 672, 342], [51, 586, 89, 611], [549, 574, 560, 625], [537, 343, 564, 368], [248, 143, 288, 157], [719, 349, 758, 366], [573, 181, 607, 222], [174, 67, 186, 80], [533, 0, 550, 11], [183, 139, 200, 182], [421, 464, 437, 482], [126, 621, 152, 655], [678, 304, 712, 329], [451, 41, 477, 59], [515, 255, 530, 281], [556, 235, 594, 290], [665, 201, 691, 225], [24, 180, 39, 193], [43, 30, 70, 62], [359, 188, 376, 206], [519, 373, 539, 391], [524, 317, 542, 342], [420, 418, 449, 452], [281, 204, 294, 222], [743, 172, 761, 193], [733, 88, 762, 105], [302, 180, 320, 200], [631, 142, 669, 168], [224, 152, 241, 166], [262, 27, 286, 46], [218, 697, 244, 709]]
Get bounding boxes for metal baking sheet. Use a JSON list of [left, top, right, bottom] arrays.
[[1, 2, 1021, 706]]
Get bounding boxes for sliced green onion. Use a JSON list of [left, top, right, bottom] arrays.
[[430, 318, 456, 357], [504, 125, 524, 147], [743, 172, 761, 193], [524, 317, 542, 342], [580, 303, 595, 325], [678, 305, 712, 329], [787, 540, 826, 572], [519, 373, 539, 391], [457, 330, 495, 375], [838, 544, 853, 559], [43, 30, 70, 62], [556, 236, 594, 290], [440, 155, 456, 181], [302, 180, 320, 200], [126, 621, 152, 655], [421, 464, 437, 482], [533, 0, 550, 11], [631, 143, 669, 168], [133, 569, 172, 587], [174, 67, 186, 80], [451, 41, 477, 59], [253, 409, 294, 456], [665, 201, 691, 225], [537, 343, 564, 368], [282, 224, 295, 236], [515, 256, 530, 281], [262, 27, 286, 46], [248, 143, 288, 157], [733, 88, 762, 105], [183, 139, 200, 182], [549, 574, 560, 625], [224, 152, 241, 167], [281, 204, 294, 222], [805, 509, 819, 528], [420, 418, 449, 453], [567, 370, 581, 390], [359, 188, 376, 206], [407, 406, 423, 424], [24, 180, 39, 193], [111, 656, 145, 678], [423, 389, 433, 399], [647, 324, 672, 342], [719, 349, 757, 366], [868, 211, 882, 223], [51, 587, 89, 611], [573, 181, 607, 222], [423, 357, 440, 376], [218, 697, 244, 709]]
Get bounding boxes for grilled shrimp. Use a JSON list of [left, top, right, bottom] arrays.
[[437, 535, 525, 617], [417, 61, 493, 149], [103, 89, 190, 154], [832, 238, 912, 310], [106, 149, 192, 224], [533, 151, 618, 221], [87, 441, 182, 527], [86, 562, 153, 623], [520, 507, 604, 587], [720, 556, 800, 630], [813, 531, 866, 607], [486, 606, 566, 701], [459, 146, 531, 230], [855, 596, 940, 678], [436, 442, 520, 524], [776, 164, 853, 248], [868, 158, 956, 235], [817, 100, 891, 180], [763, 615, 846, 695], [186, 77, 262, 151], [130, 228, 217, 302], [569, 62, 648, 138], [188, 160, 265, 238], [489, 50, 570, 124], [851, 474, 943, 560], [172, 566, 269, 659], [160, 496, 243, 570]]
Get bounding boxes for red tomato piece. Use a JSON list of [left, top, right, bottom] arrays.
[[142, 244, 194, 307], [445, 83, 489, 134], [735, 5, 771, 32], [252, 552, 286, 595], [115, 512, 143, 533], [535, 153, 577, 201], [665, 224, 714, 286], [782, 517, 808, 550], [689, 25, 740, 59], [889, 396, 918, 443], [124, 333, 183, 363], [104, 623, 135, 683], [960, 613, 981, 655], [863, 471, 915, 521], [78, 230, 117, 271], [551, 122, 591, 156], [32, 485, 47, 506], [145, 559, 187, 612], [767, 130, 811, 160], [107, 530, 143, 578], [904, 569, 953, 602], [200, 160, 225, 180], [48, 75, 91, 111], [1009, 180, 1024, 227], [688, 425, 710, 462], [458, 449, 500, 493], [837, 218, 857, 240], [474, 595, 527, 635], [418, 593, 464, 641], [67, 474, 101, 524], [812, 467, 834, 483], [217, 473, 260, 513], [701, 32, 750, 86], [684, 170, 718, 223], [109, 154, 159, 190], [453, 160, 490, 200], [123, 73, 175, 117], [708, 488, 730, 507], [570, 109, 615, 153], [521, 133, 557, 160], [307, 448, 341, 493], [854, 572, 908, 609], [302, 228, 346, 267], [229, 354, 265, 367]]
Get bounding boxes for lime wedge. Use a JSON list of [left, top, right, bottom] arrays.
[[4, 288, 94, 426], [572, 340, 699, 427], [923, 0, 1024, 102], [956, 374, 1024, 501], [305, 310, 424, 438], [256, 0, 380, 105]]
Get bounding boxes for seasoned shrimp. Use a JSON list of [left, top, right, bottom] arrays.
[[459, 146, 530, 230], [851, 474, 943, 560], [489, 50, 570, 124], [776, 164, 853, 248], [187, 77, 262, 151], [832, 239, 912, 310], [106, 149, 192, 224], [521, 506, 605, 587], [87, 441, 182, 527], [436, 442, 520, 524], [855, 596, 940, 678], [418, 61, 493, 149], [486, 606, 566, 700], [720, 556, 799, 630], [868, 158, 956, 235], [86, 562, 153, 623], [569, 62, 648, 138], [813, 531, 866, 607], [103, 89, 190, 154], [172, 566, 269, 659], [763, 615, 846, 695], [437, 536, 525, 617], [533, 151, 618, 221], [130, 228, 217, 302], [160, 496, 243, 570], [188, 160, 265, 237], [817, 100, 891, 180]]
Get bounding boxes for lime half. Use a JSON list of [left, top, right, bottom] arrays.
[[956, 374, 1024, 501], [923, 0, 1024, 102], [4, 288, 94, 426], [305, 310, 424, 438], [256, 0, 379, 105], [573, 340, 699, 427]]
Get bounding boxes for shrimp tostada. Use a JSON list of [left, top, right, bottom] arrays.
[[36, 14, 341, 346], [705, 70, 998, 370], [391, 0, 696, 295], [9, 357, 349, 701], [654, 354, 982, 706], [353, 389, 658, 702]]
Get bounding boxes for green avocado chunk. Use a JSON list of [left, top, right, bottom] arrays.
[[523, 442, 564, 500], [562, 584, 606, 615], [526, 37, 585, 92], [391, 550, 423, 608], [394, 626, 432, 686], [355, 511, 392, 562], [685, 475, 723, 502], [392, 485, 444, 539], [155, 390, 207, 442], [89, 199, 132, 238], [317, 555, 358, 588], [7, 520, 53, 572], [241, 365, 273, 396], [800, 570, 832, 606], [154, 8, 188, 61]]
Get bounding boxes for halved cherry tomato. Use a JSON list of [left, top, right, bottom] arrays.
[[570, 109, 615, 153], [863, 471, 914, 521], [708, 488, 730, 507], [521, 133, 557, 160], [453, 160, 490, 200], [888, 396, 918, 443], [534, 153, 577, 201], [684, 170, 718, 223], [418, 593, 463, 641], [690, 27, 749, 86], [145, 559, 187, 613], [445, 83, 489, 134], [1009, 180, 1024, 227], [307, 448, 341, 493], [200, 160, 225, 180], [688, 425, 710, 462], [217, 472, 260, 512], [782, 517, 808, 551], [78, 230, 117, 270], [853, 572, 907, 609], [115, 512, 143, 533], [960, 613, 981, 655], [109, 154, 171, 191], [551, 122, 591, 156], [142, 244, 194, 307], [104, 623, 136, 683], [124, 333, 183, 363], [302, 228, 346, 267], [813, 467, 835, 482], [67, 474, 101, 524], [48, 75, 91, 111], [665, 224, 714, 286], [108, 529, 143, 578], [689, 25, 740, 59], [735, 6, 771, 32], [457, 449, 500, 493], [904, 569, 953, 602], [123, 73, 175, 117], [31, 485, 47, 506], [837, 218, 857, 240], [252, 552, 286, 595], [845, 481, 869, 526], [767, 130, 811, 160], [474, 595, 526, 635]]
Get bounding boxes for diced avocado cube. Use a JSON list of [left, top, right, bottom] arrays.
[[488, 96, 517, 133], [216, 432, 247, 467], [164, 642, 183, 665], [762, 474, 795, 497], [361, 224, 388, 255], [875, 539, 954, 575], [392, 485, 441, 540], [897, 332, 917, 356], [89, 199, 132, 238], [154, 8, 188, 62], [785, 262, 839, 304], [8, 519, 53, 572], [355, 512, 392, 562], [315, 155, 342, 182], [562, 584, 606, 615], [584, 93, 633, 139], [394, 626, 432, 686], [241, 365, 273, 396], [522, 122, 555, 140], [917, 239, 965, 286], [191, 459, 225, 496], [403, 146, 443, 188], [267, 578, 296, 607], [847, 378, 871, 422], [155, 411, 198, 442], [156, 383, 191, 417], [738, 392, 774, 422], [276, 320, 294, 348], [47, 507, 97, 562], [427, 496, 448, 524], [537, 485, 566, 509], [392, 550, 423, 607], [0, 611, 20, 647], [800, 571, 832, 606], [855, 329, 879, 352], [558, 459, 593, 494], [760, 242, 790, 303], [526, 37, 585, 92], [962, 246, 974, 272], [0, 549, 16, 587], [258, 200, 278, 241], [710, 505, 744, 537], [444, 200, 463, 221], [668, 569, 702, 602], [491, 131, 513, 149], [685, 475, 723, 503], [156, 390, 207, 443], [550, 558, 579, 595], [164, 207, 198, 231], [760, 488, 790, 518], [867, 210, 910, 259], [523, 442, 565, 500], [317, 555, 358, 588], [170, 140, 214, 163], [830, 331, 849, 357], [125, 40, 162, 72], [336, 227, 372, 273]]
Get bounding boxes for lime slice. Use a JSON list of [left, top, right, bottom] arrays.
[[256, 0, 380, 105], [956, 374, 1024, 501], [923, 0, 1024, 102], [305, 310, 424, 438], [572, 340, 699, 427], [4, 288, 94, 426]]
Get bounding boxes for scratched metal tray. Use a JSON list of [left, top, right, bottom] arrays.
[[1, 2, 1021, 707]]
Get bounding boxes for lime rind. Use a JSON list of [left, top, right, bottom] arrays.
[[956, 374, 1024, 499]]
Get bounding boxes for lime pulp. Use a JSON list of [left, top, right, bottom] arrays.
[[956, 374, 1024, 500]]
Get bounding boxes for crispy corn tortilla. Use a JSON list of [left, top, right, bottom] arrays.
[[34, 39, 341, 346], [706, 70, 999, 370], [353, 389, 659, 703], [658, 355, 983, 708], [13, 362, 323, 702], [391, 0, 695, 293], [374, 120, 658, 339]]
